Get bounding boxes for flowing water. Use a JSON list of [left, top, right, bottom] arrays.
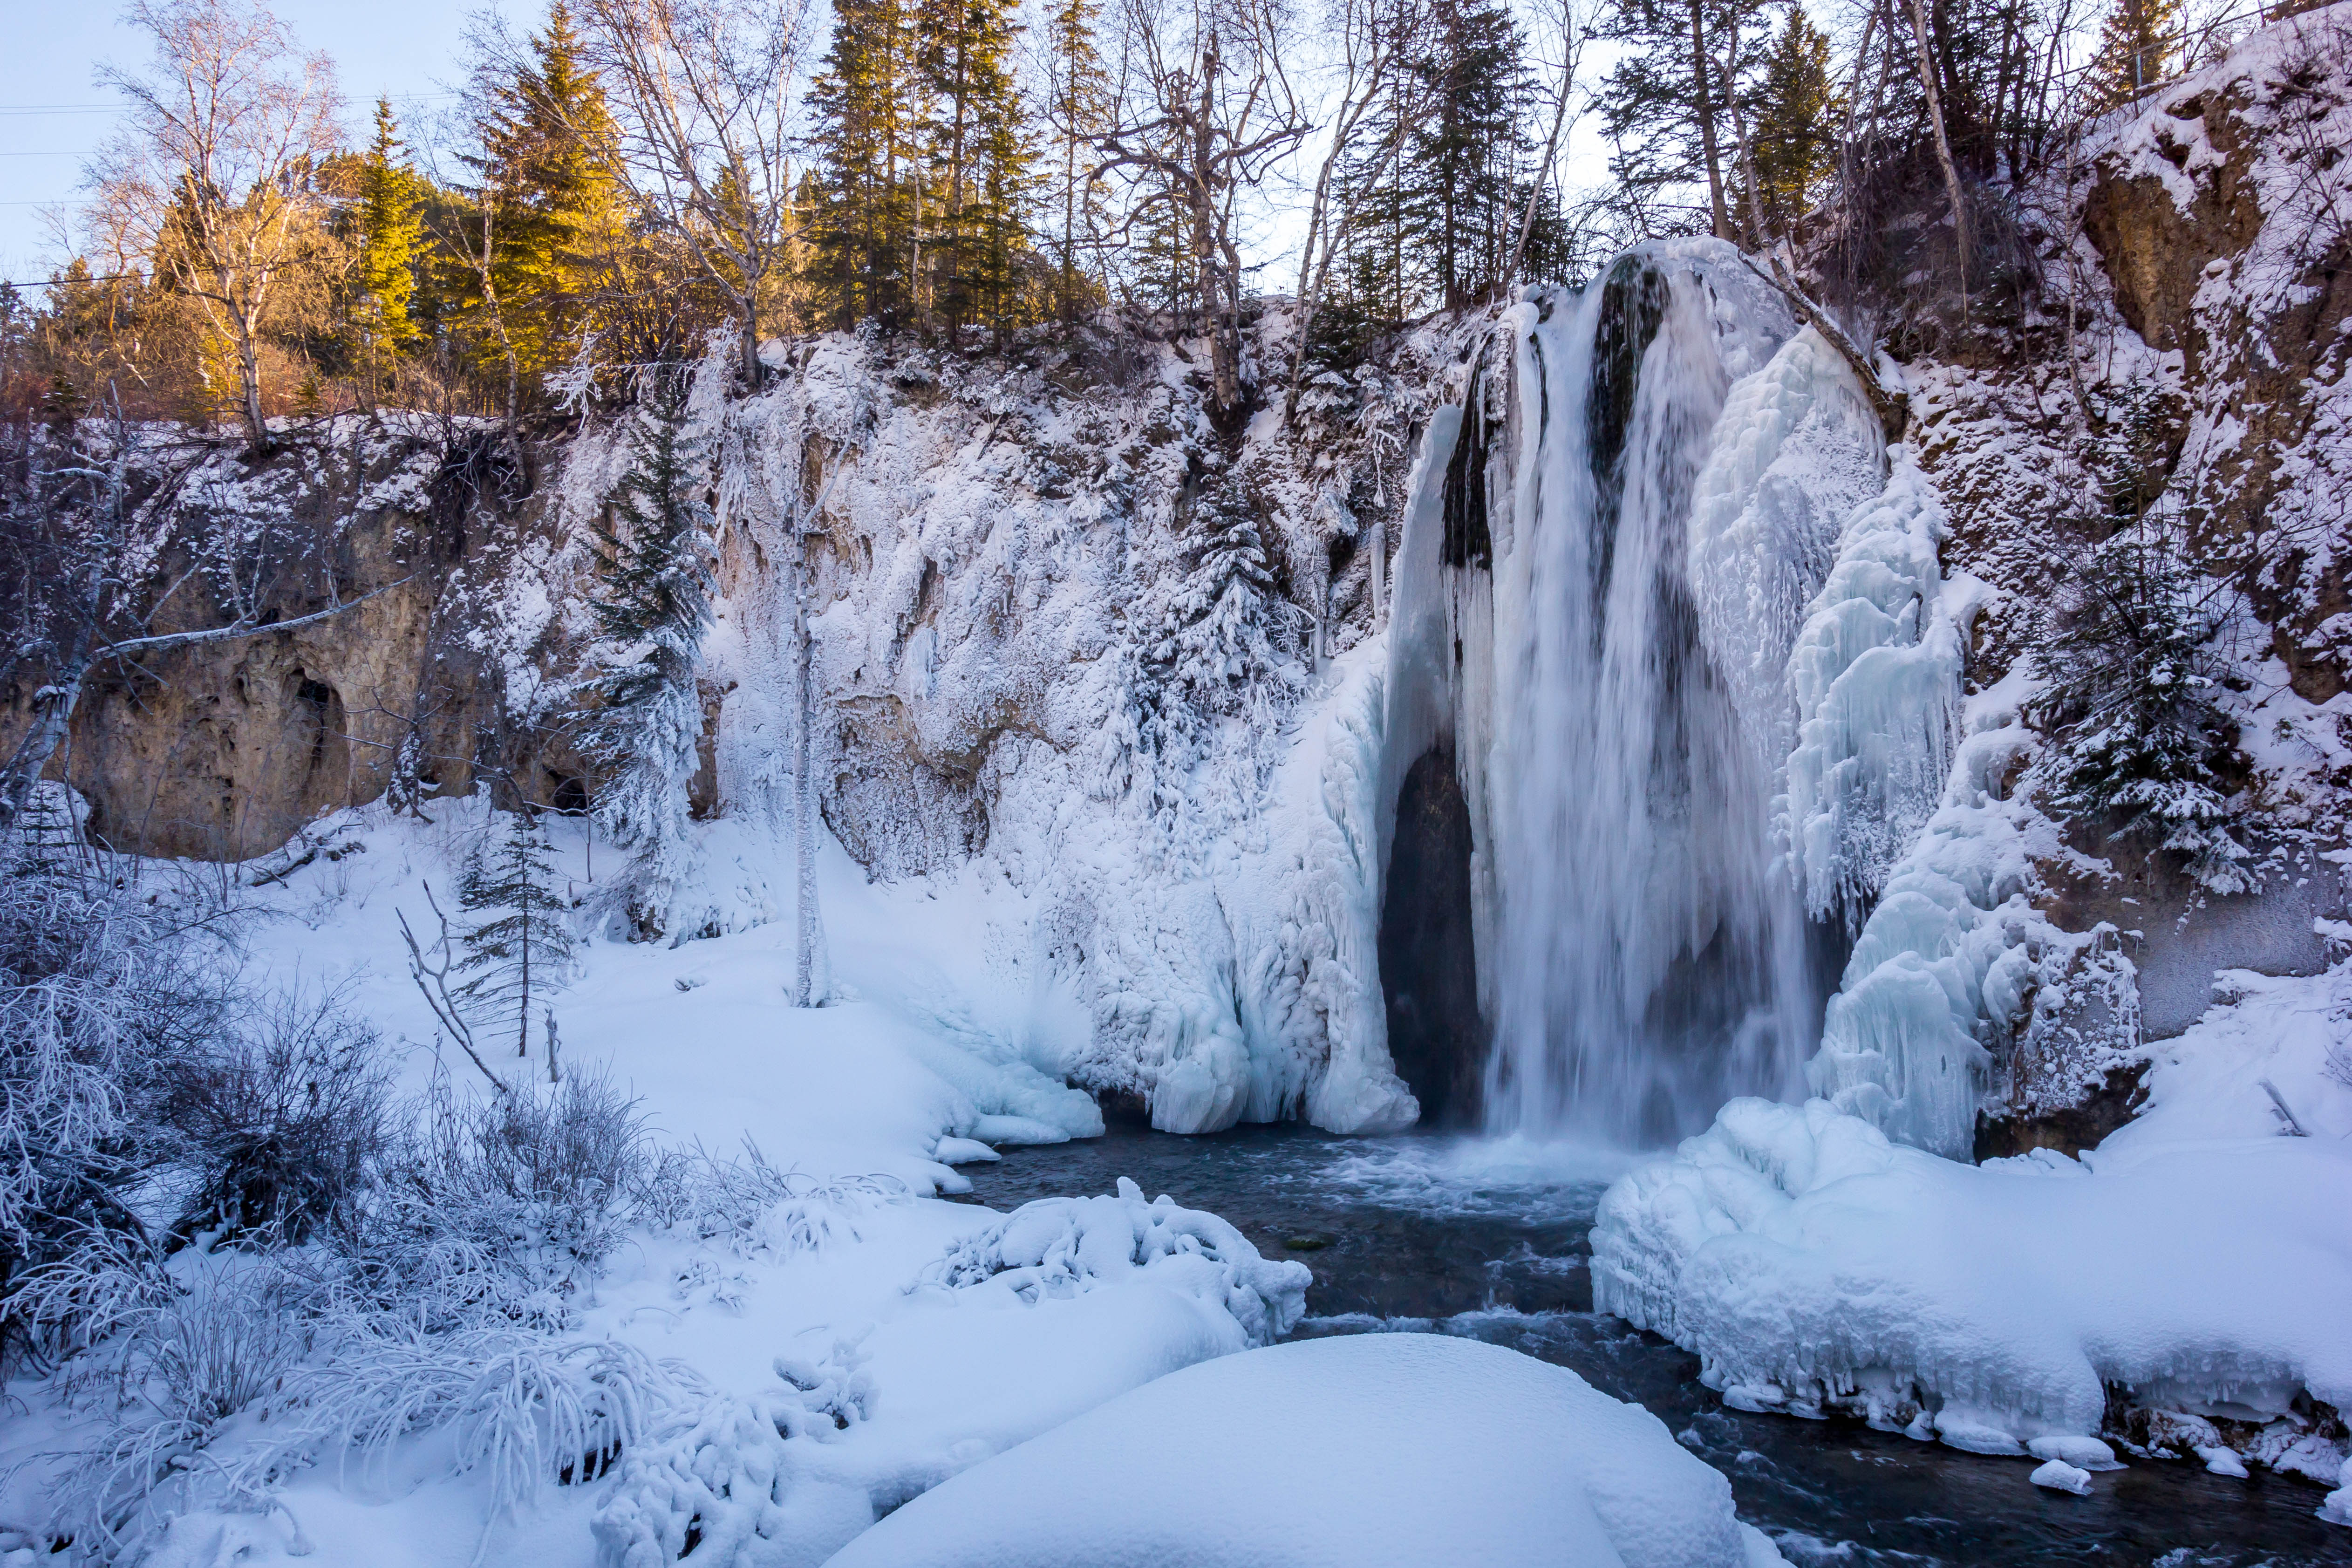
[[957, 1127, 2350, 1568], [1466, 248, 1836, 1144]]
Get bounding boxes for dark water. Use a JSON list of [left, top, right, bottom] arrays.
[[954, 1125, 2350, 1568]]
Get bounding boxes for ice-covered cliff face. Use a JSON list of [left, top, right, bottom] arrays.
[[628, 311, 1456, 1135]]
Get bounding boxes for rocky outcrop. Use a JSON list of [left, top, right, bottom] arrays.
[[9, 416, 576, 859]]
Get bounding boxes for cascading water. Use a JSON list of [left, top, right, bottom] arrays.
[[1384, 238, 1892, 1146]]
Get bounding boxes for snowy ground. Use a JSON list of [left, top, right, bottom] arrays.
[[1595, 942, 2352, 1523], [0, 797, 1797, 1568], [0, 798, 1285, 1568]]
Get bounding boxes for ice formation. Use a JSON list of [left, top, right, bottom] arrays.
[[824, 1334, 1788, 1568], [1592, 1095, 2352, 1487], [1803, 672, 2137, 1158], [1779, 452, 1962, 925], [571, 319, 1435, 1136]]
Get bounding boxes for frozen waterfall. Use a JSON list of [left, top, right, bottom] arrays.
[[1383, 239, 1912, 1145]]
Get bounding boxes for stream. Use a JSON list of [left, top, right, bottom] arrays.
[[955, 1125, 2350, 1568]]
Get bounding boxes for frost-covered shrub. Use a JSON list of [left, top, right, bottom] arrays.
[[160, 981, 392, 1250], [0, 842, 242, 1370], [38, 1258, 316, 1563], [646, 1142, 909, 1261], [2037, 527, 2251, 894], [270, 1323, 692, 1520], [918, 1177, 1310, 1345], [591, 1341, 877, 1568], [355, 1070, 655, 1329]]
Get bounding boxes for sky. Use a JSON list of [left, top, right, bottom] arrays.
[[0, 1, 487, 286]]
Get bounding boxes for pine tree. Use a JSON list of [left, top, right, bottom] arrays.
[[1404, 0, 1532, 309], [2042, 386, 2248, 894], [807, 0, 924, 327], [1132, 481, 1306, 834], [1738, 5, 1839, 235], [2042, 532, 2248, 893], [2089, 0, 2181, 109], [355, 97, 426, 386], [1043, 0, 1114, 327], [466, 1, 629, 386], [584, 364, 716, 936], [455, 813, 578, 1062], [1596, 0, 1759, 239], [932, 0, 1037, 335]]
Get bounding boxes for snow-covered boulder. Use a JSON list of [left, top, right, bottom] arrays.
[[917, 1176, 1310, 1347], [1593, 1096, 2352, 1486], [821, 1334, 1787, 1568]]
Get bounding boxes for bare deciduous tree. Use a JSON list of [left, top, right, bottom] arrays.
[[1284, 0, 1425, 415], [1098, 0, 1312, 416], [579, 0, 816, 389], [90, 0, 342, 449]]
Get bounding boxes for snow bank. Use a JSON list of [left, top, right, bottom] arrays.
[[584, 1181, 1311, 1568], [823, 1334, 1787, 1568], [1593, 1097, 2352, 1500]]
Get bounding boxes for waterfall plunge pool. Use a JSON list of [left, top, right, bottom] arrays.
[[954, 1126, 2346, 1567]]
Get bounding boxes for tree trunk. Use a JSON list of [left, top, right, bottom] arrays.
[[1903, 0, 1974, 303], [1689, 0, 1732, 241], [791, 496, 821, 1008]]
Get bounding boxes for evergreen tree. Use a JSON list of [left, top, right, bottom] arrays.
[[466, 1, 629, 385], [583, 365, 716, 935], [918, 0, 1031, 331], [1043, 0, 1114, 326], [1405, 0, 1532, 309], [2042, 532, 2249, 893], [355, 97, 426, 384], [455, 813, 578, 1062], [806, 0, 924, 327], [1132, 481, 1306, 834], [1738, 5, 1839, 236], [2041, 386, 2248, 894], [2089, 0, 2181, 109], [1596, 0, 1758, 239]]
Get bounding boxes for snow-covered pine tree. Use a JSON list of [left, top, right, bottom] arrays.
[[455, 813, 578, 1066], [1131, 477, 1306, 839], [583, 363, 716, 937], [2042, 389, 2249, 895]]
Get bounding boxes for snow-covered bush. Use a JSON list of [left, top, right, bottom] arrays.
[[268, 1324, 693, 1521], [38, 1257, 317, 1562], [158, 980, 392, 1250], [917, 1178, 1310, 1346], [646, 1142, 909, 1261], [355, 1070, 656, 1330], [2037, 524, 2252, 894], [0, 841, 242, 1370], [588, 1386, 875, 1568]]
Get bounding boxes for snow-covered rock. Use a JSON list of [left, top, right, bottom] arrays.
[[822, 1334, 1788, 1568], [916, 1176, 1310, 1347], [1592, 1095, 2352, 1486]]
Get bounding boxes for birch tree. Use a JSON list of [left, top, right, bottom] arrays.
[[91, 0, 343, 449]]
